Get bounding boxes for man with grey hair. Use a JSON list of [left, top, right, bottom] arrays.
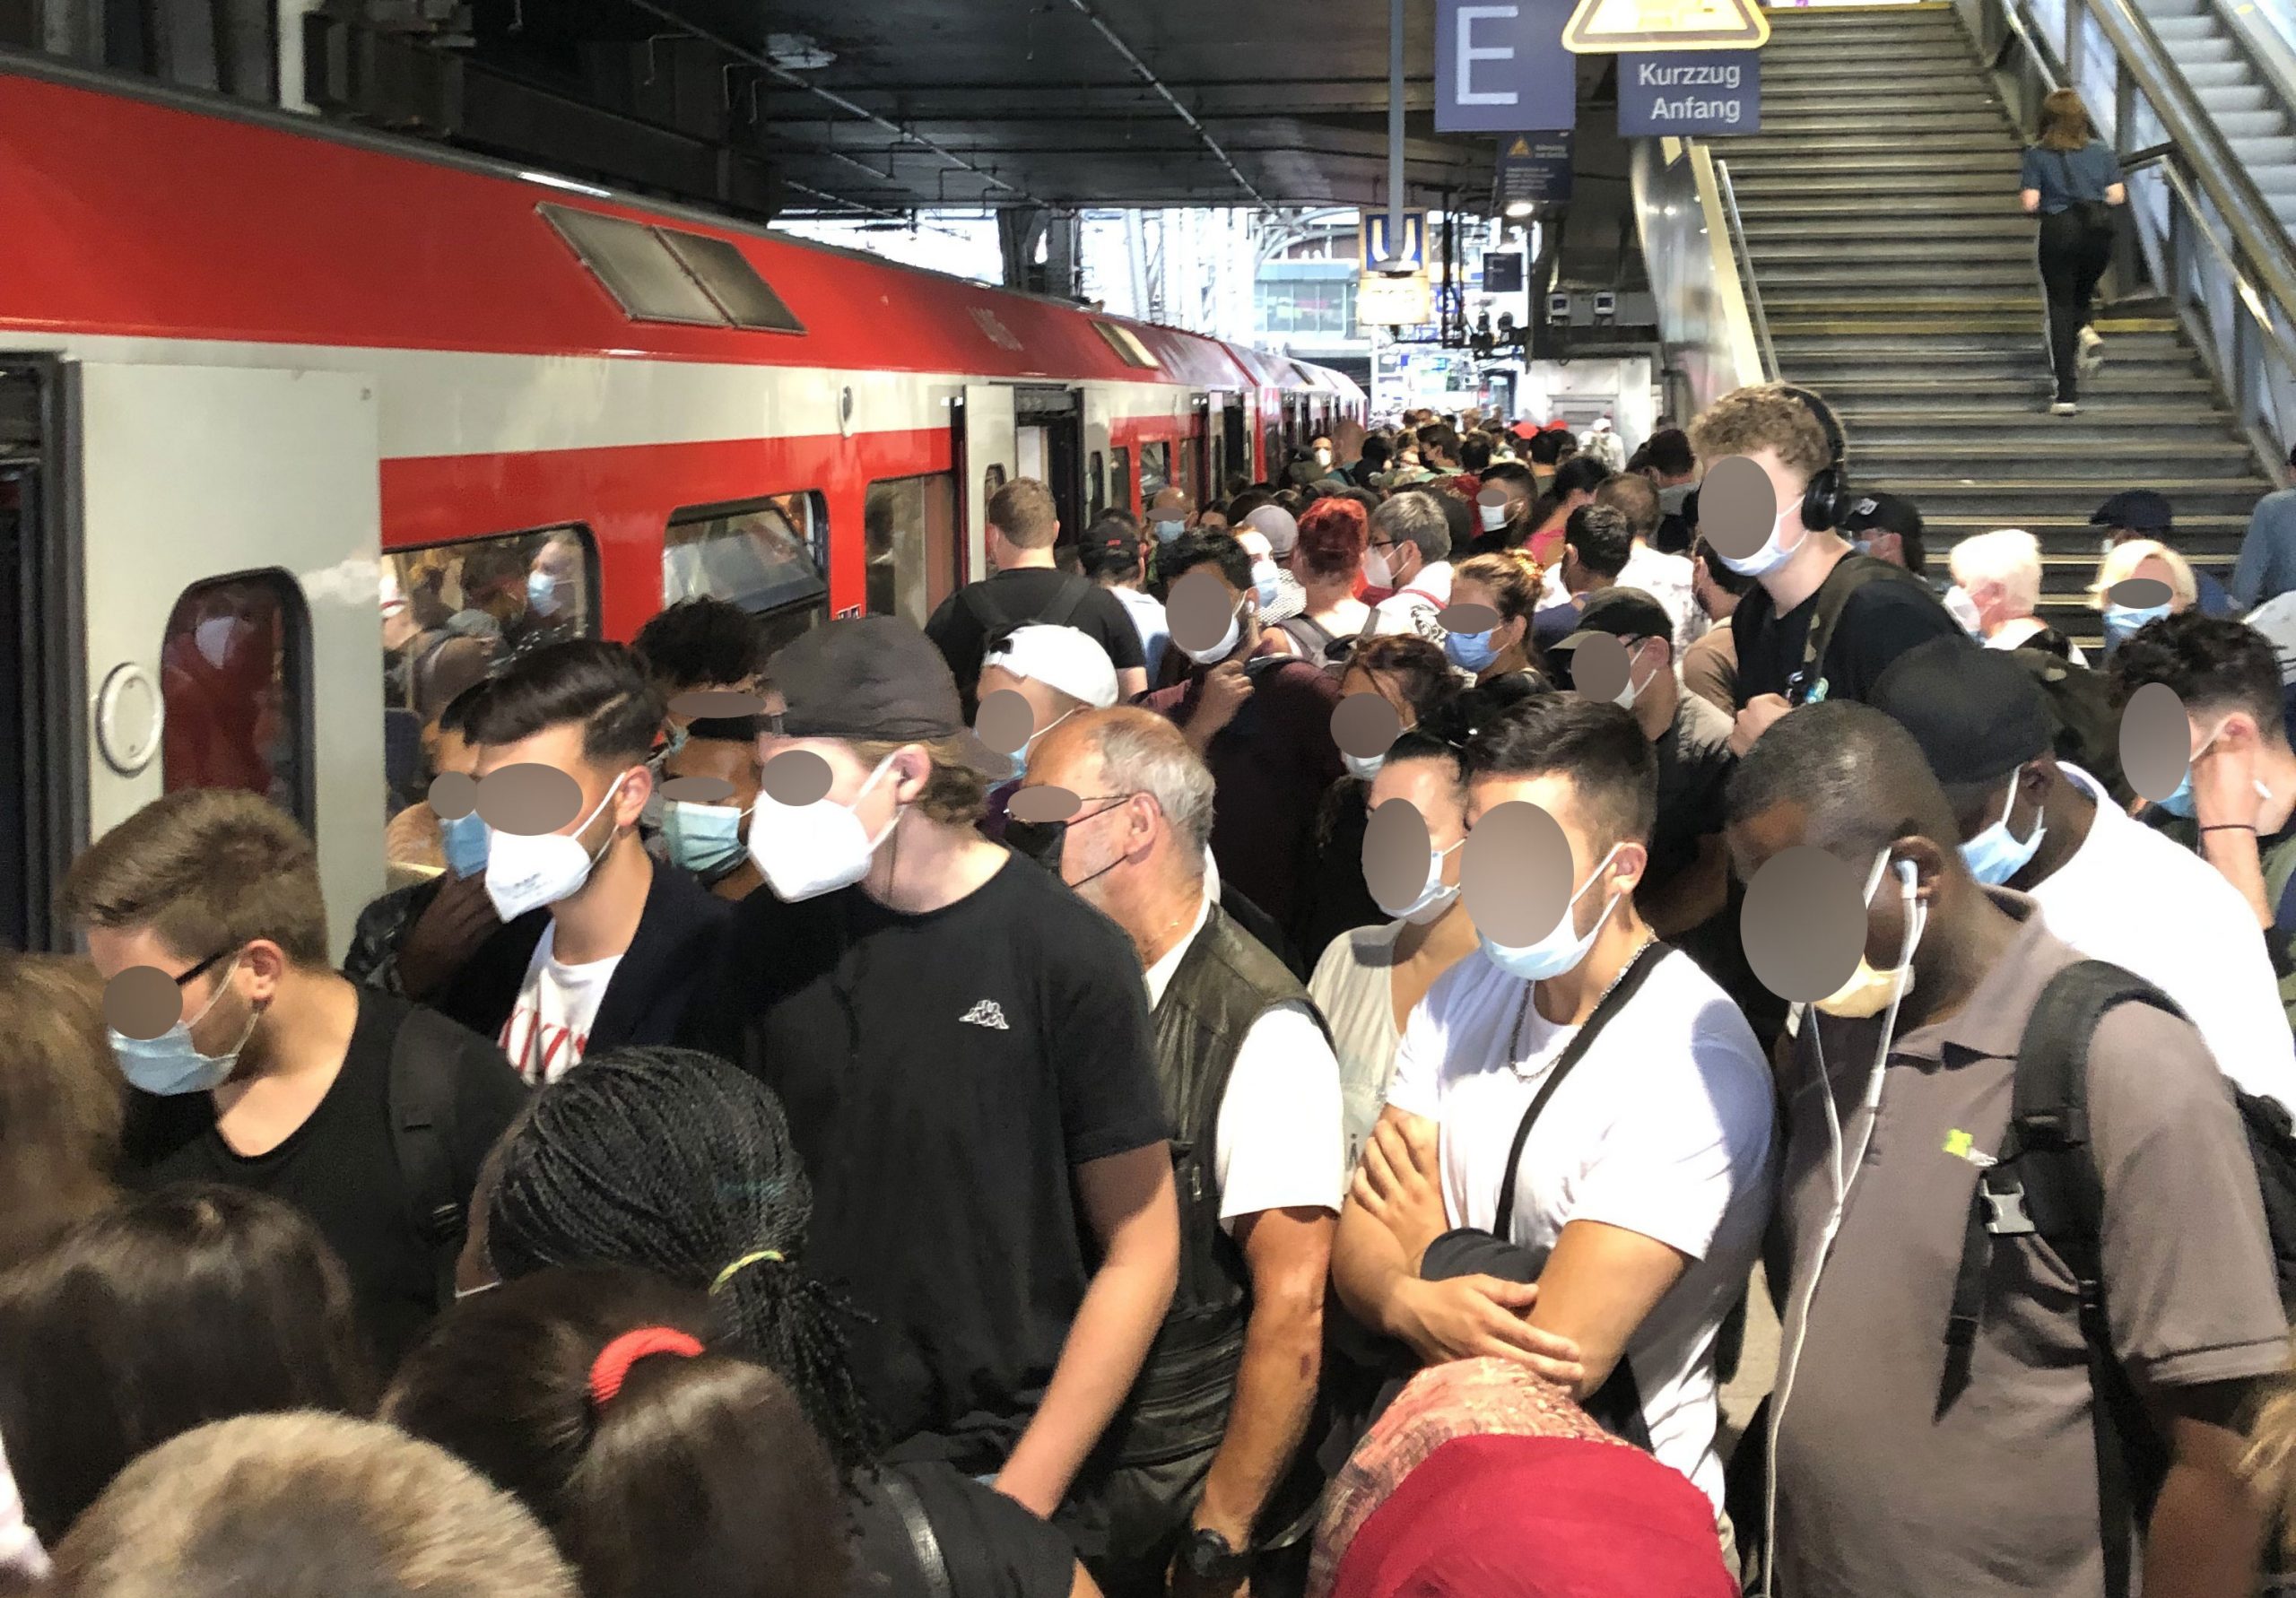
[[1367, 491, 1457, 645], [1947, 527, 2086, 663], [1024, 706, 1344, 1596]]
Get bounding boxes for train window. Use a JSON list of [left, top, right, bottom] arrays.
[[1178, 439, 1200, 504], [865, 473, 959, 629], [1091, 321, 1161, 369], [1110, 447, 1132, 513], [665, 494, 829, 659], [1088, 452, 1106, 520], [1264, 426, 1282, 481], [379, 526, 597, 861], [657, 230, 805, 334], [543, 205, 725, 327], [1139, 442, 1170, 503], [160, 570, 311, 826]]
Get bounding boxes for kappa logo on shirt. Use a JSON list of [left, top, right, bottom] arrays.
[[959, 999, 1011, 1030]]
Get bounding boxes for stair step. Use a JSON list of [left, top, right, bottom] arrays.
[[1874, 477, 2273, 517], [1724, 152, 2023, 180], [1726, 117, 2011, 142], [1723, 140, 2020, 164], [1732, 171, 2025, 196], [1764, 57, 1980, 82], [1748, 239, 2034, 265], [1743, 212, 2034, 239], [1757, 268, 2043, 295], [1814, 371, 2215, 398], [2147, 14, 2220, 38], [1848, 415, 2244, 445], [2230, 135, 2296, 163], [2208, 84, 2274, 114], [2165, 35, 2240, 61], [1858, 445, 2260, 480], [1758, 83, 1999, 106], [2179, 60, 2254, 88]]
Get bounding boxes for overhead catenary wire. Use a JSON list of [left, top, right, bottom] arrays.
[[1058, 0, 1271, 208], [622, 0, 1039, 205]]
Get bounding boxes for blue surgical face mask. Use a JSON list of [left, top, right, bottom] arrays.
[[1152, 518, 1187, 543], [1446, 629, 1500, 673], [2104, 601, 2170, 642], [527, 569, 562, 617], [1251, 559, 1282, 611], [1479, 845, 1624, 983], [108, 952, 261, 1097], [1960, 772, 2047, 886], [1848, 537, 1874, 557], [1005, 707, 1080, 781], [440, 811, 491, 880], [662, 798, 752, 882]]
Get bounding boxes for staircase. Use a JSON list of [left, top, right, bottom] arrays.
[[2137, 0, 2296, 235], [1727, 1, 2272, 643]]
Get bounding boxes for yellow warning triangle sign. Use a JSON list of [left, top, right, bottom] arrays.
[[1507, 135, 1535, 158], [1562, 0, 1770, 53]]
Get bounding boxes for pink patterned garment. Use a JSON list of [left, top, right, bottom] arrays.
[[1307, 1358, 1629, 1598]]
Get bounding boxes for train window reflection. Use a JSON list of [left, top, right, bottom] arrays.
[[1089, 452, 1106, 520], [665, 493, 828, 661], [1140, 441, 1170, 504], [1178, 439, 1200, 504], [161, 570, 311, 826], [1110, 447, 1132, 514], [378, 525, 596, 883], [865, 473, 959, 628]]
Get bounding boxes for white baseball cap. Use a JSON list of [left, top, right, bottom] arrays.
[[983, 624, 1120, 708]]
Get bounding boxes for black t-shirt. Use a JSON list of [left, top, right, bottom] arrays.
[[680, 854, 1169, 1472], [1648, 690, 1735, 892], [123, 990, 527, 1370], [848, 1460, 1078, 1598], [1730, 563, 1966, 708], [926, 570, 1148, 712]]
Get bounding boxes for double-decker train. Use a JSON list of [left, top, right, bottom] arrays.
[[0, 53, 1364, 949]]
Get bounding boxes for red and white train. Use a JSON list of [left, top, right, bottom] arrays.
[[0, 53, 1364, 949]]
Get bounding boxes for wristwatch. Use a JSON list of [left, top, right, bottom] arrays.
[[1181, 1527, 1250, 1581]]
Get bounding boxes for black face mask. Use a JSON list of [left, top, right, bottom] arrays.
[[1005, 797, 1131, 885]]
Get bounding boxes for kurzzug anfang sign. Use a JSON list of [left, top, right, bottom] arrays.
[[1616, 49, 1760, 135]]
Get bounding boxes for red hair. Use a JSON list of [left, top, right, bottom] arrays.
[[1295, 498, 1370, 581]]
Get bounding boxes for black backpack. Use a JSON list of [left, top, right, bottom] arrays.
[[1944, 960, 2296, 1598], [960, 571, 1091, 657], [387, 1004, 477, 1313], [1802, 555, 2135, 803]]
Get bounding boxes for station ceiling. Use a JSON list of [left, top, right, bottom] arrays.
[[462, 0, 1506, 214]]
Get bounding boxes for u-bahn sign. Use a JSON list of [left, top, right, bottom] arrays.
[[1563, 0, 1770, 53]]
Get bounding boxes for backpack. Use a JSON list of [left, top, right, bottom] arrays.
[[1944, 960, 2296, 1598], [1802, 556, 2135, 803], [960, 571, 1091, 660], [387, 1004, 475, 1313]]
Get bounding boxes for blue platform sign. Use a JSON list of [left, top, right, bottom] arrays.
[[1498, 131, 1574, 206], [1435, 0, 1579, 134], [1617, 50, 1761, 136]]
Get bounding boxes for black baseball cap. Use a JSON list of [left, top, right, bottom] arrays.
[[2092, 489, 2173, 535], [1088, 520, 1144, 561], [1570, 587, 1676, 649], [1842, 492, 1924, 541], [771, 616, 999, 769], [1869, 635, 2050, 789]]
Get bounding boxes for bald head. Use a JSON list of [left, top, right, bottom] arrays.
[[1149, 487, 1195, 522]]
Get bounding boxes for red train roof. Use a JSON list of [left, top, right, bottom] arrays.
[[0, 57, 1354, 400]]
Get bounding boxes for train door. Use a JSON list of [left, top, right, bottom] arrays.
[[957, 384, 1016, 580], [73, 361, 383, 959], [1192, 395, 1213, 504], [1015, 386, 1084, 549], [0, 360, 72, 951], [1221, 398, 1248, 498]]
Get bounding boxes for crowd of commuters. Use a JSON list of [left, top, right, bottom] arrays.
[[14, 383, 2296, 1598]]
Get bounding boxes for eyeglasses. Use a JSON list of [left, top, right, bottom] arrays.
[[170, 948, 238, 987]]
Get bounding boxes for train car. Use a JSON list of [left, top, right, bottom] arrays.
[[0, 52, 1365, 952]]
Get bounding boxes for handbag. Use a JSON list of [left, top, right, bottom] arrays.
[[2056, 148, 2116, 235]]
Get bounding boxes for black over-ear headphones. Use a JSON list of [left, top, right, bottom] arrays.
[[1779, 385, 1849, 533]]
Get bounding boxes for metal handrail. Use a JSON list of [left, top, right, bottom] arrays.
[[1712, 157, 1779, 383], [2132, 147, 2296, 381]]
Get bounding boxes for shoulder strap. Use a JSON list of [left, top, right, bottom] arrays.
[[1281, 613, 1337, 654], [958, 579, 1013, 638], [1796, 554, 1944, 705], [387, 1005, 471, 1313], [1037, 573, 1091, 630], [1944, 960, 2181, 1598], [873, 1471, 954, 1598], [1494, 942, 1671, 1242]]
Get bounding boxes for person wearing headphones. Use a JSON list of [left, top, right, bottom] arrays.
[[1686, 386, 1969, 755]]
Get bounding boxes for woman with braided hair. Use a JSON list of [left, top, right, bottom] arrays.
[[474, 1045, 1099, 1598]]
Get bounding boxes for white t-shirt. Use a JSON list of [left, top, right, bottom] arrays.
[[498, 924, 622, 1086], [1619, 543, 1707, 656], [1384, 945, 1775, 1511], [1370, 560, 1454, 646], [1986, 614, 2088, 665], [1145, 897, 1347, 1227], [2031, 764, 2296, 1108]]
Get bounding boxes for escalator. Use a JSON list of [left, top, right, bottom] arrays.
[[2138, 0, 2296, 236]]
